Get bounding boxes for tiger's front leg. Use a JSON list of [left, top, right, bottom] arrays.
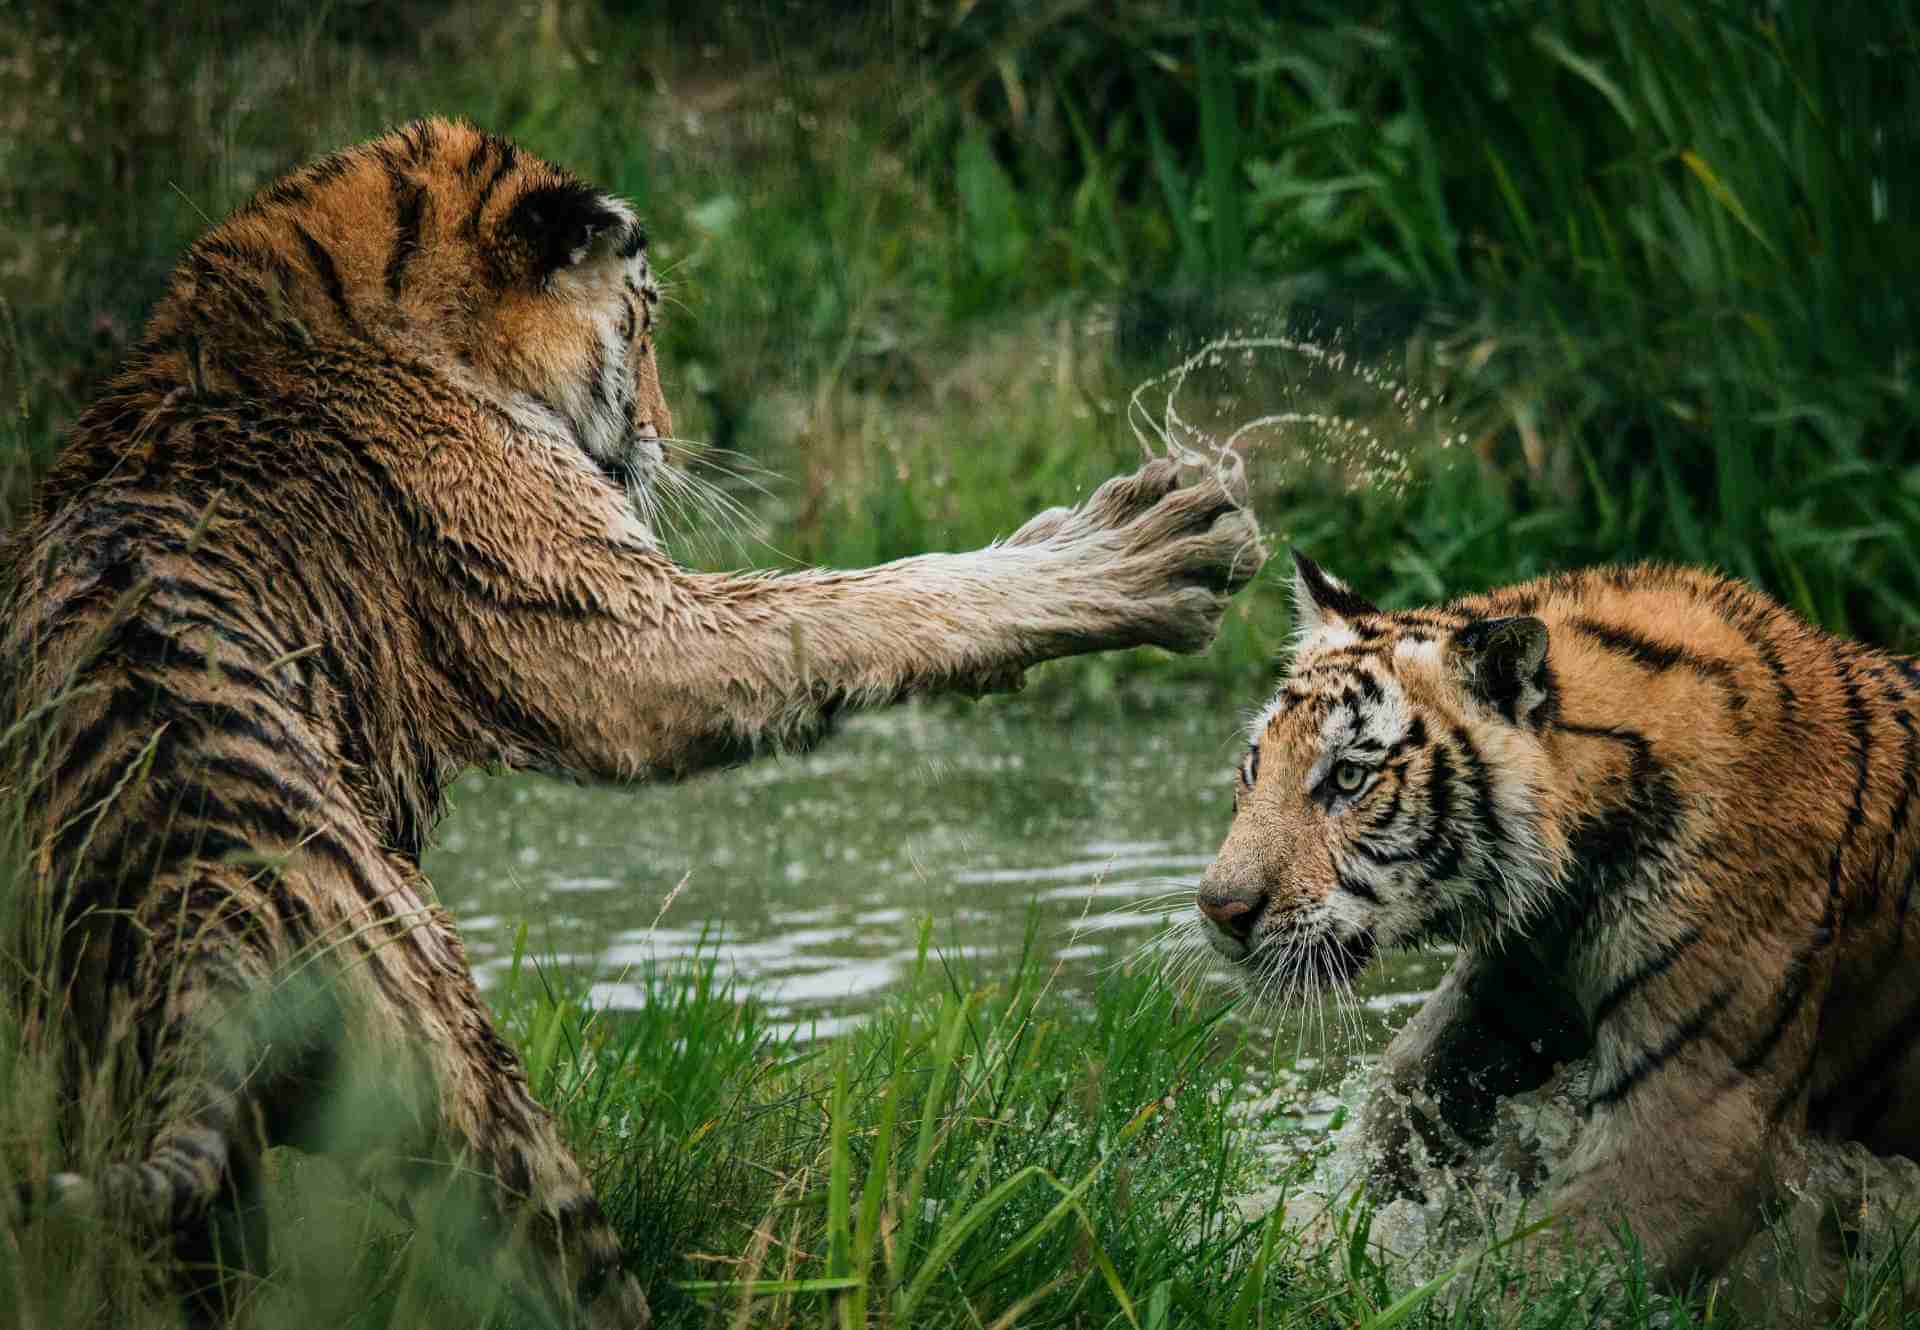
[[427, 457, 1265, 783], [1360, 952, 1781, 1291], [1364, 947, 1783, 1285], [1359, 947, 1588, 1197], [1539, 1078, 1784, 1287], [1515, 915, 1832, 1290], [351, 911, 652, 1329]]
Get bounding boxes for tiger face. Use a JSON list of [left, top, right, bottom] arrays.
[[1197, 551, 1561, 1002], [144, 116, 672, 529]]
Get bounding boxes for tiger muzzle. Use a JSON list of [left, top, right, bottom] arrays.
[[1196, 876, 1267, 957]]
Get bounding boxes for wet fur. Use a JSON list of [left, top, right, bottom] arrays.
[[0, 118, 1264, 1326], [1198, 554, 1920, 1286]]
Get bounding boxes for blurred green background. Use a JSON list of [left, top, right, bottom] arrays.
[[3, 0, 1916, 699]]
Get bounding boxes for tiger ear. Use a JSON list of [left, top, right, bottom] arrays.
[[1449, 616, 1551, 724], [504, 182, 630, 281], [1290, 550, 1378, 636]]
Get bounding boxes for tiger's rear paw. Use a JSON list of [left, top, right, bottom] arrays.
[[585, 1273, 651, 1329]]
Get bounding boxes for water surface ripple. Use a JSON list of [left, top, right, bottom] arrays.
[[430, 703, 1442, 1043]]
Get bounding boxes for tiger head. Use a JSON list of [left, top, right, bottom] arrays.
[[135, 116, 672, 524], [1196, 551, 1563, 1004]]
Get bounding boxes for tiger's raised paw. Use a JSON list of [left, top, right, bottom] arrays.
[[1008, 458, 1266, 657]]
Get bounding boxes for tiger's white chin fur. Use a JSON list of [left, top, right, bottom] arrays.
[[614, 429, 666, 488], [1205, 922, 1378, 1008]]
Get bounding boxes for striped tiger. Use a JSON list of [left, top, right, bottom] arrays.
[[1197, 551, 1920, 1286], [0, 117, 1263, 1326]]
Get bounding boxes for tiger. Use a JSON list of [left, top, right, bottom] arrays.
[[1195, 550, 1920, 1289], [0, 116, 1265, 1327]]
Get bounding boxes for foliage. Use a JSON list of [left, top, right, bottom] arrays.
[[924, 0, 1920, 644], [5, 1, 1916, 703], [0, 885, 1795, 1328]]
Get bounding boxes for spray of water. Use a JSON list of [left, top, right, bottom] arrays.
[[1124, 333, 1469, 506]]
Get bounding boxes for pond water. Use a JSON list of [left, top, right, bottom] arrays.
[[427, 699, 1445, 1053]]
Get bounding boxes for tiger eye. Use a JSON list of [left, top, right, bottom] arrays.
[[1333, 761, 1368, 794]]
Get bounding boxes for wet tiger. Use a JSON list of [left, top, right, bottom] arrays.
[[1197, 551, 1920, 1287], [0, 117, 1264, 1326]]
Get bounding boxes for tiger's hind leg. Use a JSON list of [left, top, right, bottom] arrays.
[[50, 1071, 274, 1328], [49, 868, 338, 1324]]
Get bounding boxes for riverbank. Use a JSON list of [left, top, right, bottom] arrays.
[[7, 927, 1809, 1328]]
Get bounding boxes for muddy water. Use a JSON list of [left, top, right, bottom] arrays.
[[426, 700, 1443, 1047]]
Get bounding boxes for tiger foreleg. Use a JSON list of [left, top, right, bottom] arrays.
[[458, 1072, 652, 1329], [647, 457, 1263, 768], [431, 457, 1266, 783], [1536, 1089, 1781, 1289], [1360, 948, 1589, 1198], [371, 952, 650, 1329], [1525, 900, 1834, 1288], [1364, 947, 1775, 1286]]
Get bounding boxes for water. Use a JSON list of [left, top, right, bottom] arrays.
[[427, 701, 1444, 1048], [1124, 331, 1464, 503]]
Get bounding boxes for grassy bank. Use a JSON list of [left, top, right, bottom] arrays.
[[10, 923, 1919, 1328], [0, 918, 1775, 1329]]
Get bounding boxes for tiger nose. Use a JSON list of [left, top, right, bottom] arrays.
[[1198, 889, 1265, 941]]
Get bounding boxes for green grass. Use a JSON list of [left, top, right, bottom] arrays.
[[568, 923, 1292, 1329], [388, 936, 1920, 1329], [10, 912, 1917, 1328]]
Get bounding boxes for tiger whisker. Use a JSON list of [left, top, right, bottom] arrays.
[[660, 453, 784, 513], [642, 457, 772, 564], [665, 440, 785, 486]]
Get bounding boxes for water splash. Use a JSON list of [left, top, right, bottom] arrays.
[[1126, 332, 1469, 502]]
